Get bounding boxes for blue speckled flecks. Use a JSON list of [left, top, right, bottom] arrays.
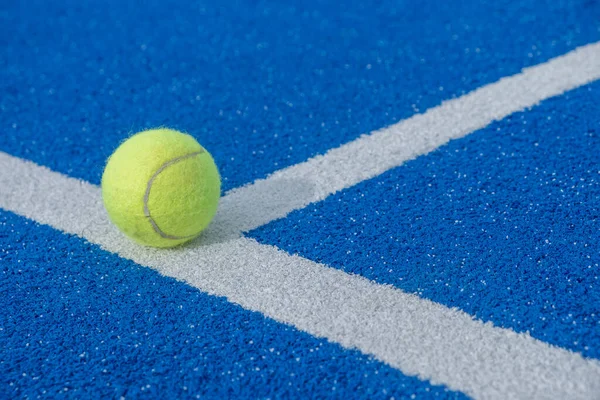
[[0, 210, 466, 399], [1, 0, 599, 191], [250, 81, 600, 360]]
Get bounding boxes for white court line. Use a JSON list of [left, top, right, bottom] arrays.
[[1, 153, 600, 399], [213, 41, 600, 238], [2, 41, 600, 399]]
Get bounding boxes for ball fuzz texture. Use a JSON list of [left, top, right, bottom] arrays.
[[101, 128, 221, 248]]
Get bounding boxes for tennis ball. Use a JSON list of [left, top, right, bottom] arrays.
[[101, 128, 221, 248]]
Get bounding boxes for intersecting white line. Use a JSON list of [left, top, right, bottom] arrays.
[[2, 41, 600, 400], [212, 41, 600, 239]]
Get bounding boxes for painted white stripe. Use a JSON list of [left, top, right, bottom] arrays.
[[2, 154, 600, 399], [212, 41, 600, 238]]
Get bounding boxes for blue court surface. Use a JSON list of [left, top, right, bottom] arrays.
[[1, 0, 600, 399]]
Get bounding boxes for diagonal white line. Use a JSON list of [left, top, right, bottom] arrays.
[[1, 155, 600, 399], [2, 42, 600, 399], [212, 41, 600, 239]]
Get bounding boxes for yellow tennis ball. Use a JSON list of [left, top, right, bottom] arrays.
[[101, 128, 221, 248]]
